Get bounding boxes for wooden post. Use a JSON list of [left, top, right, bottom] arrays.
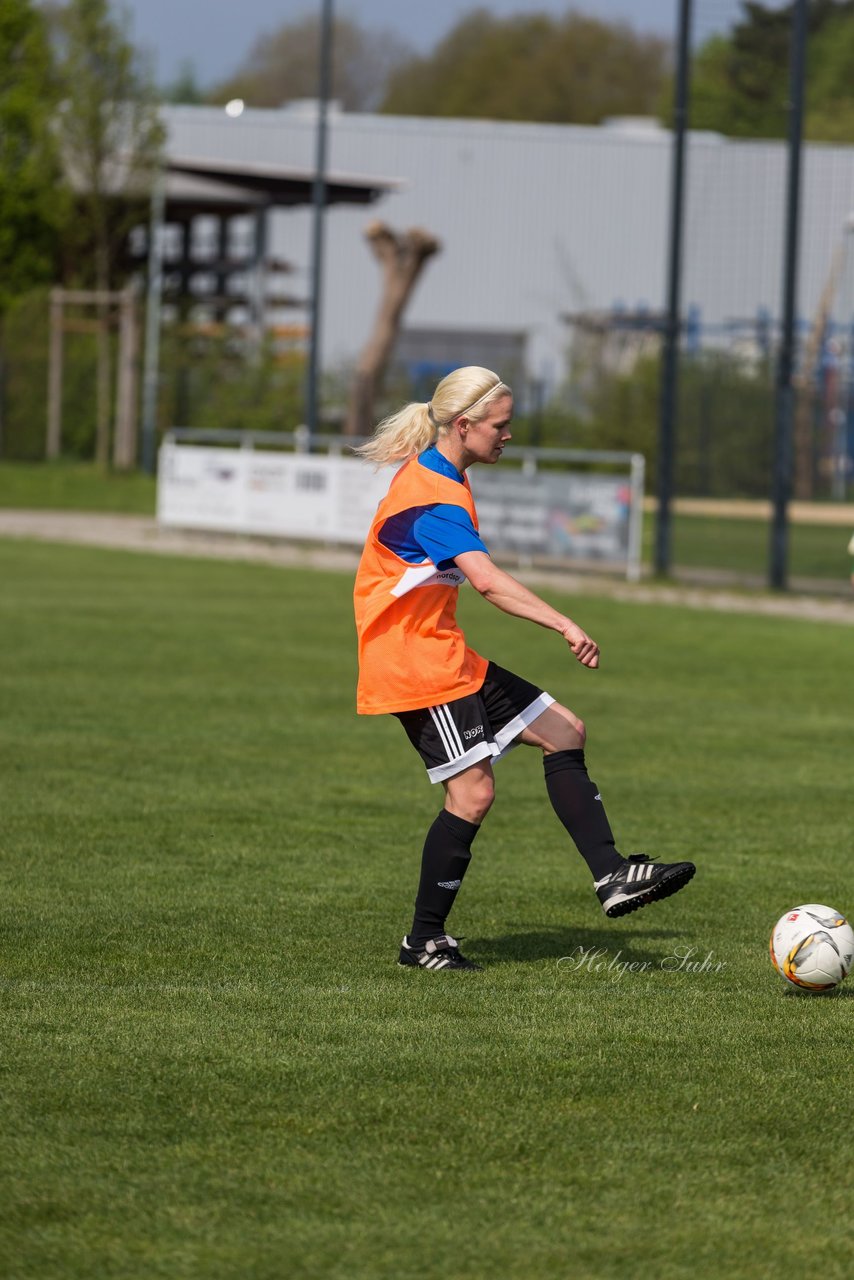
[[95, 300, 112, 468], [47, 288, 64, 460], [113, 284, 139, 470], [125, 286, 140, 468]]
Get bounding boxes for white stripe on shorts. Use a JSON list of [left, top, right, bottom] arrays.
[[424, 692, 555, 785], [428, 705, 457, 761], [426, 740, 496, 785], [428, 703, 465, 764], [435, 703, 465, 757]]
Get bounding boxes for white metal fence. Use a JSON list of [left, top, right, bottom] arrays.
[[157, 430, 645, 581]]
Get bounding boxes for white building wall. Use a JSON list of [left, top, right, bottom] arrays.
[[162, 106, 854, 388]]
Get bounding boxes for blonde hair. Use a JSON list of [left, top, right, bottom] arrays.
[[356, 366, 512, 465]]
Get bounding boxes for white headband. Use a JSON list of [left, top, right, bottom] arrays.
[[427, 380, 504, 427], [458, 382, 504, 417]]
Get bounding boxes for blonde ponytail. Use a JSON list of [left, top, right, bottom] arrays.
[[356, 366, 512, 466], [355, 401, 436, 465]]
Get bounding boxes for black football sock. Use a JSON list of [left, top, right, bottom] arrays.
[[543, 749, 624, 881], [408, 809, 480, 949]]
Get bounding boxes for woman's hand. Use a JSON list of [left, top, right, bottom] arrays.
[[560, 621, 600, 668]]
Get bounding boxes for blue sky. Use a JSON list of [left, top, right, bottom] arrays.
[[113, 1, 776, 89]]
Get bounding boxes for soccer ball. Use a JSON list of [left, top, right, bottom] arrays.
[[770, 904, 854, 993]]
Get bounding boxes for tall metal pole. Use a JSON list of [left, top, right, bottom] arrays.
[[305, 0, 334, 444], [654, 0, 692, 577], [769, 0, 808, 591], [141, 169, 165, 474]]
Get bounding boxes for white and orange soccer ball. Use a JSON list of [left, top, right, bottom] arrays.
[[770, 904, 854, 993]]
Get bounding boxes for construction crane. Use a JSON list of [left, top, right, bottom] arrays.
[[794, 214, 854, 499]]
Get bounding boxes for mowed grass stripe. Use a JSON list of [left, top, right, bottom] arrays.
[[0, 540, 852, 1280]]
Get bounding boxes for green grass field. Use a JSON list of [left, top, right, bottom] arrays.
[[0, 462, 156, 515], [1, 538, 852, 1279], [670, 512, 852, 583]]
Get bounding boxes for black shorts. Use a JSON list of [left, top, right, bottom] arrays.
[[394, 661, 555, 784]]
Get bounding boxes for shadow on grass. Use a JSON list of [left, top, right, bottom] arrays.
[[469, 922, 690, 966], [780, 984, 854, 999]]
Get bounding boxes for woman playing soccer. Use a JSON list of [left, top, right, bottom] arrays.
[[353, 366, 695, 971]]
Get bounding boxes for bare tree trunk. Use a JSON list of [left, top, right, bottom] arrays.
[[792, 244, 846, 501], [345, 222, 440, 437]]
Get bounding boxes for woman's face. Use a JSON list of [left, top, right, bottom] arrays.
[[458, 394, 514, 465]]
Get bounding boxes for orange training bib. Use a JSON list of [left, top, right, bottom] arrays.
[[353, 457, 488, 714]]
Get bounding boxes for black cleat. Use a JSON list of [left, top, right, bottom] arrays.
[[595, 854, 696, 919], [398, 934, 482, 971]]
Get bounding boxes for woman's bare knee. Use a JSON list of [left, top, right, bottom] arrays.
[[444, 762, 495, 823], [520, 703, 586, 753]]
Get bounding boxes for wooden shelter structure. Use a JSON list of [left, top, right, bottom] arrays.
[[48, 152, 396, 466]]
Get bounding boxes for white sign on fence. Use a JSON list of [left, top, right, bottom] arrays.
[[472, 470, 634, 565], [157, 444, 392, 540], [157, 440, 643, 579]]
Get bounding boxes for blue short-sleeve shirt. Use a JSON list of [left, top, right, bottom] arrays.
[[376, 445, 490, 570]]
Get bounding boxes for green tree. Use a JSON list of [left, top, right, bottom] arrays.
[[211, 14, 411, 111], [0, 0, 66, 316], [689, 1, 854, 142], [802, 3, 854, 140], [381, 9, 669, 124], [0, 0, 68, 450], [51, 0, 163, 465], [53, 0, 163, 287]]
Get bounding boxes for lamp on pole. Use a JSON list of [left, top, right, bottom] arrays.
[[304, 0, 334, 447]]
